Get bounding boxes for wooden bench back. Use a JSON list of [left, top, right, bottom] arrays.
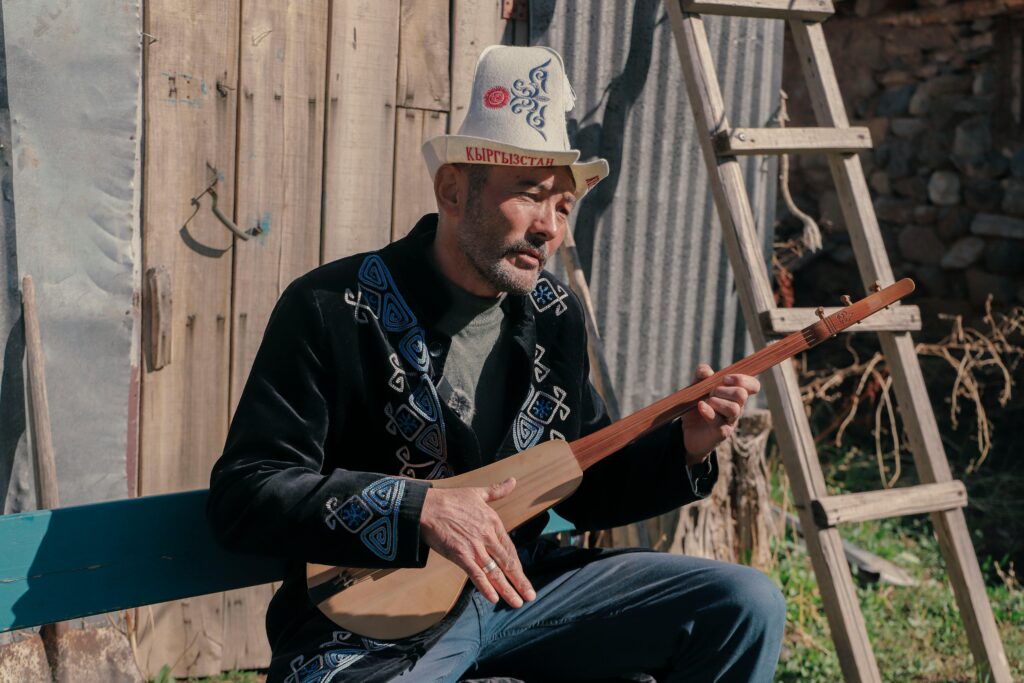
[[0, 490, 288, 632], [0, 490, 575, 633]]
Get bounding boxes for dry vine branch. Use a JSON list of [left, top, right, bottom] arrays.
[[796, 298, 1023, 480]]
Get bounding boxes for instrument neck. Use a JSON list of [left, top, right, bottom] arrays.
[[568, 328, 810, 471], [566, 278, 912, 472]]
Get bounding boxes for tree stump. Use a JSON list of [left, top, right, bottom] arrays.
[[672, 409, 776, 568]]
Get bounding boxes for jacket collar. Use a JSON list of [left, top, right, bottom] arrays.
[[381, 213, 537, 354]]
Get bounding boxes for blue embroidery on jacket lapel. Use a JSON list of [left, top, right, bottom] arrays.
[[387, 353, 406, 392], [348, 255, 452, 481], [530, 277, 569, 316], [346, 254, 418, 332], [511, 318, 573, 452], [399, 328, 430, 372]]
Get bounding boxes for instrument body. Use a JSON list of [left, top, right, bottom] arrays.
[[307, 279, 916, 640], [307, 440, 583, 640]]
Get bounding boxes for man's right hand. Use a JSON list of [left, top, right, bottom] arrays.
[[419, 477, 536, 608]]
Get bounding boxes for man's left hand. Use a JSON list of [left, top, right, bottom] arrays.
[[681, 363, 761, 465]]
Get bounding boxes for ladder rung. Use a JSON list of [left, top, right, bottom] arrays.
[[761, 305, 921, 335], [714, 127, 872, 156], [811, 481, 967, 528], [682, 0, 835, 21]]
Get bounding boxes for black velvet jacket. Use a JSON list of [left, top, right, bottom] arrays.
[[206, 214, 717, 681]]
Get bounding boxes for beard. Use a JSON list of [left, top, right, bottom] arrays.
[[457, 198, 547, 296]]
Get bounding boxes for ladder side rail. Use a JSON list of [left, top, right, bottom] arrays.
[[789, 20, 1013, 682], [664, 4, 882, 680]]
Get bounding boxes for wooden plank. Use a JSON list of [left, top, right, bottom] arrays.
[[391, 108, 448, 241], [138, 0, 240, 676], [761, 305, 921, 335], [716, 127, 872, 156], [789, 19, 1013, 682], [0, 491, 287, 633], [397, 0, 451, 112], [682, 0, 834, 21], [222, 0, 329, 671], [450, 0, 506, 132], [663, 5, 883, 681], [812, 481, 967, 528], [321, 1, 401, 262]]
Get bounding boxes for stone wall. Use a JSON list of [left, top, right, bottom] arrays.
[[779, 0, 1024, 336]]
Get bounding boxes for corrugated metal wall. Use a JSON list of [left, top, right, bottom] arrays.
[[533, 0, 782, 413]]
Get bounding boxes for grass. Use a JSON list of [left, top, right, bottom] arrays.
[[768, 451, 1024, 682]]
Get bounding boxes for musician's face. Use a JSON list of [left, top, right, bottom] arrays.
[[457, 165, 576, 296]]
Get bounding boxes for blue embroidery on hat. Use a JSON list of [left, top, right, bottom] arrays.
[[510, 59, 551, 141]]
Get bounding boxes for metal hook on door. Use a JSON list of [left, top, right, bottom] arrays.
[[179, 163, 264, 258], [185, 163, 263, 241]]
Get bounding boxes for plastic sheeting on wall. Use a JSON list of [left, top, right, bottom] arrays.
[[0, 1, 142, 514], [533, 0, 782, 414]]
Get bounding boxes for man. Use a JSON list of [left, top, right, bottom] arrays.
[[208, 46, 784, 682]]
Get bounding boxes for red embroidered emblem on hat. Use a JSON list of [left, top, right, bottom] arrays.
[[483, 86, 510, 109], [585, 175, 600, 189]]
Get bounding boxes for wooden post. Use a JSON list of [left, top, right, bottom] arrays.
[[22, 276, 59, 513], [21, 274, 69, 679]]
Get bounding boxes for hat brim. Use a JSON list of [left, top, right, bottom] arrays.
[[423, 135, 609, 199]]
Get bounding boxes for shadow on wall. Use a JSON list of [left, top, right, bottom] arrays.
[[533, 0, 662, 279], [0, 2, 25, 514]]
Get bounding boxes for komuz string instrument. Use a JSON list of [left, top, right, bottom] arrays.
[[307, 278, 916, 640]]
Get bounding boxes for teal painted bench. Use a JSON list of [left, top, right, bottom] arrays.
[[0, 489, 575, 634]]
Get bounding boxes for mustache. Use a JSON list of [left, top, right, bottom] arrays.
[[501, 239, 548, 265]]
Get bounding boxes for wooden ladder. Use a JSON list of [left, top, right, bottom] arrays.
[[663, 1, 1012, 680]]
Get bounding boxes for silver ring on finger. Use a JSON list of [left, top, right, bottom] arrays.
[[481, 558, 499, 574]]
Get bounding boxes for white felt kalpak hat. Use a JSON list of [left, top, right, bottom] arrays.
[[422, 45, 609, 199]]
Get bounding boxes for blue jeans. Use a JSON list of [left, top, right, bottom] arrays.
[[393, 546, 786, 682]]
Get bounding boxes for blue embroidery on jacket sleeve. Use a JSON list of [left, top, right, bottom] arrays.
[[359, 478, 404, 561], [323, 478, 406, 562]]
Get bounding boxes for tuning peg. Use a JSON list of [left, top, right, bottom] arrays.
[[870, 280, 882, 293], [840, 295, 853, 306], [815, 306, 837, 337]]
